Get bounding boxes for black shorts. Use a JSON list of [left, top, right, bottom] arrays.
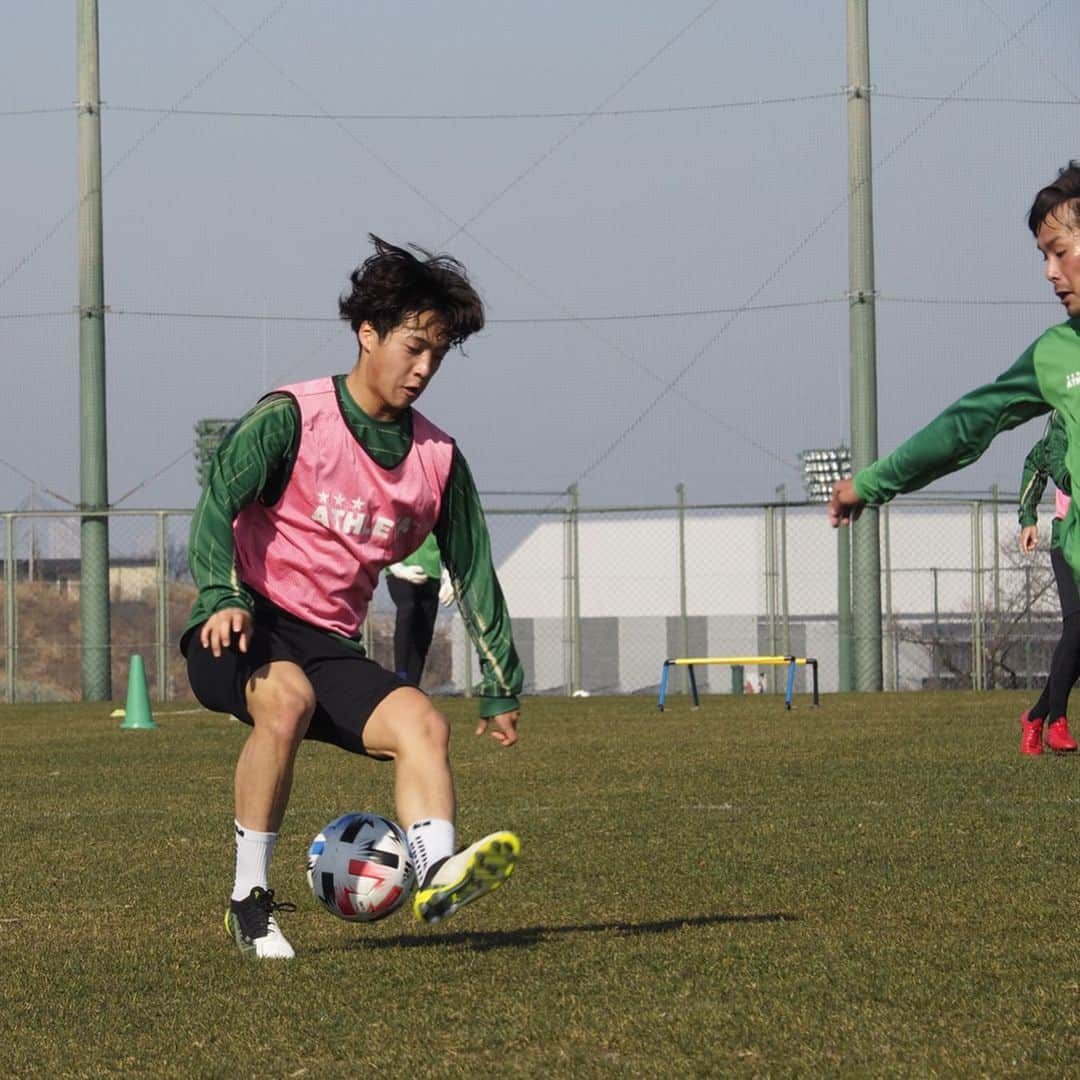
[[181, 594, 407, 756], [1051, 546, 1080, 619]]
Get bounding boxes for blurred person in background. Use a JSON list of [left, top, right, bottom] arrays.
[[386, 531, 455, 687], [1017, 412, 1078, 754]]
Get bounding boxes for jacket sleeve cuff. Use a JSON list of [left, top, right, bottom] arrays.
[[852, 467, 884, 506], [478, 695, 520, 719], [210, 589, 254, 616]]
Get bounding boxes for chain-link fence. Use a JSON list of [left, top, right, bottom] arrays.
[[0, 494, 1061, 703]]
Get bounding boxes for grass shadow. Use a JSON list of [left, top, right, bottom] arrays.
[[318, 911, 801, 954]]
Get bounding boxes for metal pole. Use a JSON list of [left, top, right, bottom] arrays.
[[882, 503, 894, 691], [992, 483, 1001, 613], [676, 483, 689, 693], [78, 0, 112, 700], [778, 485, 791, 658], [4, 515, 15, 703], [765, 505, 777, 692], [991, 483, 1001, 689], [155, 513, 168, 701], [1024, 563, 1032, 688], [971, 501, 984, 690], [570, 484, 582, 694], [561, 485, 582, 695], [837, 526, 853, 691], [28, 490, 36, 583], [562, 492, 572, 694], [847, 0, 882, 691], [932, 566, 940, 683]]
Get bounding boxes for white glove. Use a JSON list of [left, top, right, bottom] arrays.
[[438, 568, 455, 606], [388, 562, 428, 585]]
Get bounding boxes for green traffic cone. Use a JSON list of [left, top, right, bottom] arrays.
[[119, 654, 157, 730]]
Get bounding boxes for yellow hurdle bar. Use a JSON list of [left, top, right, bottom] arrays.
[[657, 655, 819, 711], [667, 656, 813, 667]]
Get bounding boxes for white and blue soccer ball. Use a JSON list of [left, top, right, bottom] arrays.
[[306, 812, 415, 922]]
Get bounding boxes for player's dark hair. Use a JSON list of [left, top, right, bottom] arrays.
[[338, 234, 484, 347], [1028, 160, 1080, 235]]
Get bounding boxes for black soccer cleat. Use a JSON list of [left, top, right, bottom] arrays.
[[225, 886, 297, 960]]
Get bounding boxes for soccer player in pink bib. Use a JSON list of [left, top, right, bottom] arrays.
[[182, 236, 523, 959]]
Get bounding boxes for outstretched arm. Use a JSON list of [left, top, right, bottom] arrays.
[[832, 346, 1048, 526]]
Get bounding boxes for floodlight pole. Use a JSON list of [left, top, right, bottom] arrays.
[[847, 0, 883, 691], [78, 0, 112, 700]]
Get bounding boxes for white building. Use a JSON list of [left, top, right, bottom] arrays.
[[448, 498, 1056, 696]]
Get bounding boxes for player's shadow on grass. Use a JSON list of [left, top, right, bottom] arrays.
[[332, 912, 800, 954]]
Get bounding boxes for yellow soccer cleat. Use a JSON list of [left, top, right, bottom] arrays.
[[413, 831, 520, 924]]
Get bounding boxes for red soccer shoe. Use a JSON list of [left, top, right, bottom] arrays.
[[1020, 712, 1044, 756], [1045, 717, 1078, 754]]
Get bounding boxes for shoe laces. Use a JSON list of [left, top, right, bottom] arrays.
[[244, 887, 297, 938]]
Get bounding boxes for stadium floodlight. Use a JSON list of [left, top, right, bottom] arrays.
[[799, 446, 852, 504]]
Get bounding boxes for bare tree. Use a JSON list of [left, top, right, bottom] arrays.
[[891, 541, 1060, 690]]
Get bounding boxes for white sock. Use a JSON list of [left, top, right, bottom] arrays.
[[232, 821, 278, 902], [407, 818, 455, 885]]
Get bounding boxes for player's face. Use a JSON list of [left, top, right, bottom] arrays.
[[352, 311, 451, 420], [1036, 209, 1080, 319]]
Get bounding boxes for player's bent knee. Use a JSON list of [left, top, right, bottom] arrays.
[[249, 679, 315, 746], [399, 701, 450, 752], [254, 703, 313, 747], [368, 692, 450, 759]]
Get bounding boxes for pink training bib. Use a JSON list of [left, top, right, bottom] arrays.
[[1056, 487, 1071, 521], [234, 378, 454, 635]]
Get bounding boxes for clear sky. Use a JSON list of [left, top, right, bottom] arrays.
[[1, 0, 1077, 514]]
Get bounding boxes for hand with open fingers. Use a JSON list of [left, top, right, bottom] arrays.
[[828, 478, 864, 527], [1020, 525, 1039, 553], [200, 607, 253, 657], [475, 708, 520, 747], [389, 562, 428, 585]]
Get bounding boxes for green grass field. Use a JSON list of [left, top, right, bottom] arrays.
[[1, 691, 1077, 1078]]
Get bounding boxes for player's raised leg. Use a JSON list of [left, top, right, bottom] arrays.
[[361, 686, 520, 923]]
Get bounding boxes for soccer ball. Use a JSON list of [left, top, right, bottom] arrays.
[[306, 812, 415, 922]]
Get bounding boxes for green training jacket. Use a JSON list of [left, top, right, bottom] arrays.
[[854, 319, 1080, 582], [184, 374, 522, 717], [1018, 411, 1070, 550]]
